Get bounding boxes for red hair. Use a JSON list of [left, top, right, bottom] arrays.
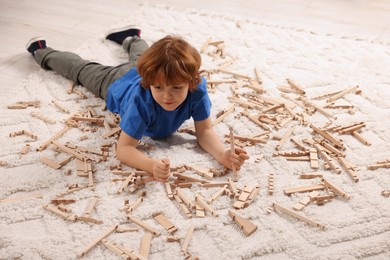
[[137, 35, 202, 91]]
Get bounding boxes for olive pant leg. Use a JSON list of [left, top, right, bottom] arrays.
[[33, 36, 148, 100]]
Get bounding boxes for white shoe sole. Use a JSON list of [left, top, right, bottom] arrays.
[[105, 25, 139, 38], [26, 36, 45, 49]]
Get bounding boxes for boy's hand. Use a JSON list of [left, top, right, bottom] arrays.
[[152, 158, 171, 182], [223, 147, 249, 170]]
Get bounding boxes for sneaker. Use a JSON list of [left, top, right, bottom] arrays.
[[26, 37, 46, 55], [105, 25, 141, 45]]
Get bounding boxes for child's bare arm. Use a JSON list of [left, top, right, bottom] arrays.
[[116, 131, 171, 182], [194, 118, 249, 169]]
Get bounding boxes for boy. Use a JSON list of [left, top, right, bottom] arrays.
[[26, 26, 249, 182]]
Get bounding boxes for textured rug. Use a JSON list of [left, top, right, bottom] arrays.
[[1, 4, 390, 260]]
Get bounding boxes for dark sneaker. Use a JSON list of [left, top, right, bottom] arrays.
[[26, 37, 46, 55], [105, 25, 141, 45]]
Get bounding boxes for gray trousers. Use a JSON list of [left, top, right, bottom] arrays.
[[34, 36, 148, 100]]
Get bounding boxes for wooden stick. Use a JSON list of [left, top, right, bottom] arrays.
[[275, 126, 295, 151], [286, 78, 305, 95], [37, 126, 70, 151], [139, 232, 153, 259], [327, 85, 359, 102], [195, 194, 219, 217], [273, 202, 325, 229], [229, 127, 238, 181], [321, 178, 351, 200], [181, 225, 195, 253], [127, 214, 161, 236], [284, 184, 326, 195], [77, 224, 118, 257]]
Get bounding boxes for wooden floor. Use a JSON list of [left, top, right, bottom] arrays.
[[1, 0, 390, 88]]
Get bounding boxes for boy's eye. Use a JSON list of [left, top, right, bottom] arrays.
[[153, 85, 162, 89], [173, 86, 183, 90]]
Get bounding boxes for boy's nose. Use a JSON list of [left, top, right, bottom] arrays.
[[163, 90, 173, 99]]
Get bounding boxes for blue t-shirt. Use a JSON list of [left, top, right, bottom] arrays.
[[106, 68, 211, 140]]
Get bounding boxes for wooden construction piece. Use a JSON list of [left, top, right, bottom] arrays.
[[229, 127, 238, 181], [310, 194, 335, 205], [195, 194, 219, 217], [268, 173, 274, 195], [0, 193, 42, 203], [52, 140, 86, 161], [309, 148, 319, 169], [286, 78, 305, 95], [284, 184, 326, 196], [165, 182, 174, 200], [241, 110, 270, 130], [351, 131, 371, 146], [367, 162, 390, 170], [299, 173, 323, 179], [20, 144, 30, 155], [102, 127, 121, 139], [184, 164, 213, 180], [51, 198, 76, 205], [176, 188, 194, 210], [245, 184, 260, 207], [195, 202, 206, 218], [139, 232, 153, 259], [302, 98, 336, 120], [313, 143, 342, 174], [40, 157, 62, 169], [153, 212, 178, 233], [273, 202, 325, 229], [337, 157, 359, 182], [115, 243, 147, 260], [200, 37, 212, 53], [213, 104, 235, 126], [233, 184, 254, 209], [327, 85, 359, 102], [310, 124, 344, 149], [77, 224, 118, 257], [116, 226, 139, 233], [290, 138, 309, 151], [228, 177, 238, 198], [321, 178, 351, 200], [292, 191, 319, 211], [84, 196, 99, 217], [218, 68, 251, 80], [101, 239, 131, 259], [52, 100, 70, 113], [207, 186, 227, 204], [173, 194, 192, 219], [181, 225, 195, 255], [77, 216, 103, 225], [127, 214, 161, 236], [167, 236, 181, 243], [30, 111, 56, 124], [381, 190, 390, 198], [254, 67, 263, 85], [173, 173, 209, 184], [336, 122, 366, 134], [275, 126, 295, 151], [228, 210, 258, 236], [43, 204, 76, 222], [37, 126, 70, 151]]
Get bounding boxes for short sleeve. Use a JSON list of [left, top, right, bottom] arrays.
[[191, 78, 212, 121], [119, 97, 151, 140]]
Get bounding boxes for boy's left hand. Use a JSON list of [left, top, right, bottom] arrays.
[[224, 147, 249, 170]]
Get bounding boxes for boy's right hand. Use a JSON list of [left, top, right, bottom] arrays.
[[152, 158, 171, 182]]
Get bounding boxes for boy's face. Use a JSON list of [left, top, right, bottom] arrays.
[[150, 83, 189, 111]]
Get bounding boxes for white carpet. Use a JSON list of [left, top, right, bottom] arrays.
[[1, 4, 390, 260]]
